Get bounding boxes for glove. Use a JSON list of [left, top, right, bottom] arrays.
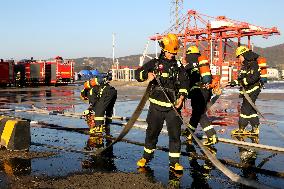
[[237, 76, 245, 86]]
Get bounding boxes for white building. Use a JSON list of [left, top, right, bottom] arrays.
[[267, 68, 279, 79]]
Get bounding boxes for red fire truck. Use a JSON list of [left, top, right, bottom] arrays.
[[0, 59, 15, 86], [15, 59, 46, 86], [0, 56, 74, 87], [45, 56, 75, 85], [25, 60, 46, 85]]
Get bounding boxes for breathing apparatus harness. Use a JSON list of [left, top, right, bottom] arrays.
[[152, 58, 180, 102]]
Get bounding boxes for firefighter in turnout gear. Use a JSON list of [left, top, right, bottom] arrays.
[[135, 33, 189, 172], [81, 79, 101, 131], [81, 73, 117, 136], [230, 46, 262, 136], [182, 46, 218, 146]]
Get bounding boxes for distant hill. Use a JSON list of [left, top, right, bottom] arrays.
[[73, 54, 155, 73], [73, 43, 284, 73], [254, 44, 284, 69]]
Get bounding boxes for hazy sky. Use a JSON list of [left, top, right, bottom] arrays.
[[0, 0, 283, 60]]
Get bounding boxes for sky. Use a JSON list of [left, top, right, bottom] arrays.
[[0, 0, 283, 60]]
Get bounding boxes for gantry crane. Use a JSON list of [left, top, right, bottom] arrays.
[[149, 9, 280, 81]]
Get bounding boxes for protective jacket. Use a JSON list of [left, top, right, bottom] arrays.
[[135, 56, 189, 111], [234, 51, 261, 96], [93, 83, 117, 126], [231, 51, 261, 129], [80, 85, 100, 106], [184, 53, 212, 91]]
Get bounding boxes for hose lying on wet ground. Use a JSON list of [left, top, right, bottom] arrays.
[[3, 107, 282, 188], [5, 107, 284, 153], [30, 122, 284, 180], [31, 117, 284, 153]]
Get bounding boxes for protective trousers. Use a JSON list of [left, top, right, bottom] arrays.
[[239, 88, 260, 129], [188, 88, 216, 138], [143, 104, 182, 164], [94, 85, 117, 126]]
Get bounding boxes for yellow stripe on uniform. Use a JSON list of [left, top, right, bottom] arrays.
[[203, 125, 214, 132], [161, 73, 169, 77], [140, 70, 145, 81], [149, 98, 173, 107], [86, 81, 91, 88], [144, 147, 155, 154], [201, 72, 211, 77], [1, 120, 17, 147], [187, 124, 196, 131], [99, 86, 106, 97], [243, 78, 248, 85], [240, 85, 259, 94], [240, 113, 258, 119], [179, 88, 188, 95], [169, 152, 180, 158], [199, 60, 208, 65], [190, 86, 200, 91], [94, 117, 105, 121]]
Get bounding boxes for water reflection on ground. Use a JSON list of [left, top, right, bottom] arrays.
[[0, 84, 283, 188]]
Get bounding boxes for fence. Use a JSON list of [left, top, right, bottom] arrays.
[[111, 66, 137, 81]]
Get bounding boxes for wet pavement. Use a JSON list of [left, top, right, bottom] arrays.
[[0, 82, 284, 188]]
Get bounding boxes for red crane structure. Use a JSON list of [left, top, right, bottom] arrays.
[[149, 9, 280, 82]]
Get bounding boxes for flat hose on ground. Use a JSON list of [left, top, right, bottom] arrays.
[[30, 123, 284, 179], [11, 108, 284, 153]]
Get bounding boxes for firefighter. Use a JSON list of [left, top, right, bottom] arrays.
[[81, 79, 100, 131], [182, 46, 218, 146], [135, 33, 189, 171], [89, 73, 117, 136], [81, 75, 117, 136], [230, 46, 262, 136]]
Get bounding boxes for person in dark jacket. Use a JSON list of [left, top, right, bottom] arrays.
[[182, 46, 218, 146], [135, 33, 189, 172], [230, 46, 262, 136], [81, 76, 117, 136], [91, 80, 117, 135]]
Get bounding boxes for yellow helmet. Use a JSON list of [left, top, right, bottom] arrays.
[[186, 46, 200, 54], [236, 46, 249, 57], [159, 33, 180, 54]]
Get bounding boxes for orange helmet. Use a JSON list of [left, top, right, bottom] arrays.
[[90, 78, 99, 87], [159, 33, 180, 54], [84, 81, 91, 89]]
